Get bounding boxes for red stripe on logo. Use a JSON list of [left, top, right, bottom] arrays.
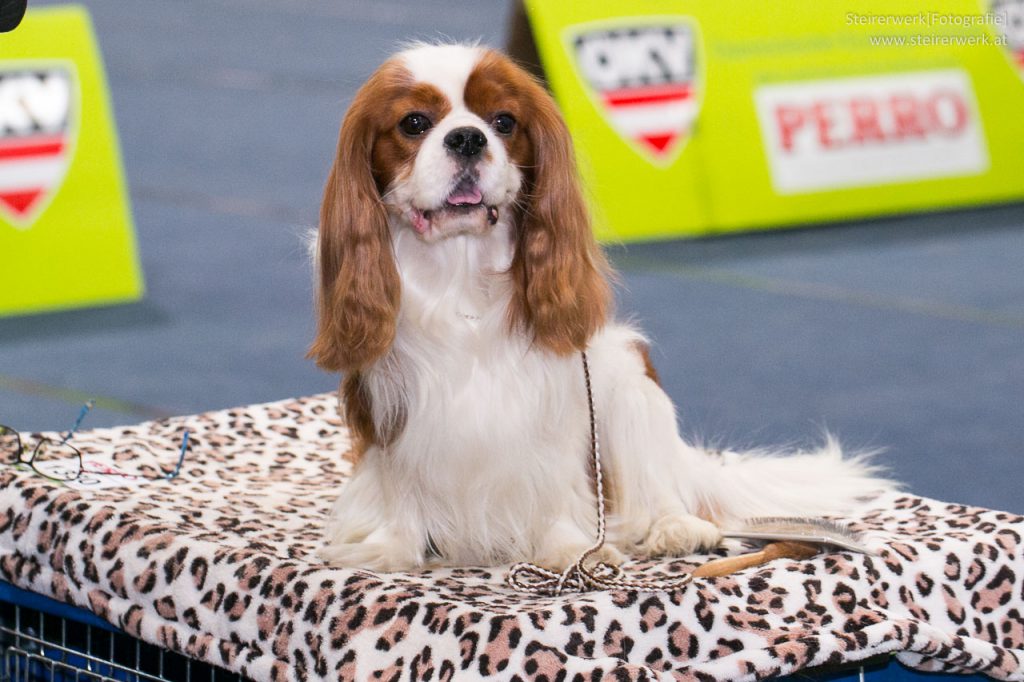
[[0, 136, 66, 160], [637, 132, 680, 154], [603, 83, 692, 107], [0, 189, 45, 216], [1017, 50, 1024, 67]]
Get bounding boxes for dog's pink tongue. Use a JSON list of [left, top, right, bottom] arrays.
[[446, 186, 483, 205]]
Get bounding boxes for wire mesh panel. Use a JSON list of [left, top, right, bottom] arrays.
[[0, 599, 251, 682]]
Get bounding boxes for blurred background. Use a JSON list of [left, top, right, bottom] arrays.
[[1, 0, 1022, 512]]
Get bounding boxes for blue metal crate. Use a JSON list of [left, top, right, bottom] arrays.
[[0, 582, 248, 682]]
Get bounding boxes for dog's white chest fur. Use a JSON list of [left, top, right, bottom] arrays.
[[328, 227, 598, 566], [385, 324, 590, 564]]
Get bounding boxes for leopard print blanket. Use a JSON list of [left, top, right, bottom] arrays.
[[1, 394, 1022, 681]]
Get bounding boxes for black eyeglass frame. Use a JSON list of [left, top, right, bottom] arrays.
[[1, 401, 190, 483], [1, 426, 85, 483]]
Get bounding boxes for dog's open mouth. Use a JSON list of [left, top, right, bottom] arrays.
[[410, 179, 500, 236]]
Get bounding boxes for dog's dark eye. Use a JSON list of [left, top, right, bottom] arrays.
[[492, 113, 516, 135], [399, 113, 432, 136]]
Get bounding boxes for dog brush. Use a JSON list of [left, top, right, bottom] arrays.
[[692, 516, 874, 579], [722, 516, 875, 555]]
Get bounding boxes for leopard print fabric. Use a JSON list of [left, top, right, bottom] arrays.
[[1, 394, 1022, 681]]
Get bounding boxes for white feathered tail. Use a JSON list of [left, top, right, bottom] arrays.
[[697, 437, 897, 529], [591, 327, 898, 549]]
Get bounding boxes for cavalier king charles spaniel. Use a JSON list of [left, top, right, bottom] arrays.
[[311, 43, 893, 571]]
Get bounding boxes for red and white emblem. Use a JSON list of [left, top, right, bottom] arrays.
[[0, 66, 74, 228], [990, 0, 1024, 78], [569, 20, 700, 165]]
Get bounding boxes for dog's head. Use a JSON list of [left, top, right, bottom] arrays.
[[310, 44, 610, 373]]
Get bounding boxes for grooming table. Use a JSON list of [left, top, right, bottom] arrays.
[[1, 395, 1022, 681]]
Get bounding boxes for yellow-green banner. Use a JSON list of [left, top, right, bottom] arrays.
[[524, 0, 1024, 241], [0, 5, 142, 316]]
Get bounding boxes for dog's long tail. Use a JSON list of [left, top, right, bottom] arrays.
[[592, 327, 898, 535], [696, 436, 898, 527]]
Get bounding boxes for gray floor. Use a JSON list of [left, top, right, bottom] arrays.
[[3, 0, 1022, 513]]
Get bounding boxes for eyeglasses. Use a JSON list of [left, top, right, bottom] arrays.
[[1, 401, 190, 483]]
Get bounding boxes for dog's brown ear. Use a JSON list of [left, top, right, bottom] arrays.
[[309, 69, 402, 373], [506, 63, 611, 355]]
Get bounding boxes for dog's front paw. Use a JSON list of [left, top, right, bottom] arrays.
[[638, 514, 722, 557], [533, 519, 626, 572], [318, 540, 422, 572], [532, 542, 625, 572]]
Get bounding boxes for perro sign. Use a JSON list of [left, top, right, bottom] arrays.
[[755, 70, 987, 194]]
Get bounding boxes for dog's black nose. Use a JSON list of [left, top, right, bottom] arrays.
[[444, 127, 487, 158]]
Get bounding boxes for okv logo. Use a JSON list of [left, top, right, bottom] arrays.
[[569, 19, 701, 165], [0, 66, 75, 228]]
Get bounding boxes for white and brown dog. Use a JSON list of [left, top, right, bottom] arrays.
[[310, 43, 893, 571]]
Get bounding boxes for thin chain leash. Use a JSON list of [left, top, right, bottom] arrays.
[[506, 351, 695, 595]]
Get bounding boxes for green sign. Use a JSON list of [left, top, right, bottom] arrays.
[[0, 5, 142, 316], [524, 0, 1024, 240]]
